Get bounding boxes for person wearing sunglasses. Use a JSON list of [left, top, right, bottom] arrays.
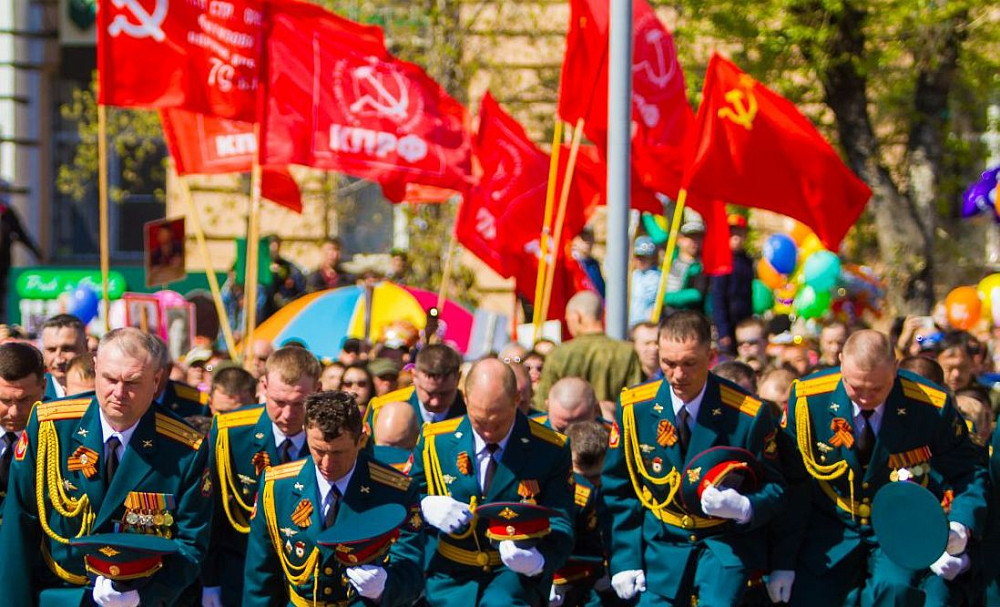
[[342, 363, 375, 414]]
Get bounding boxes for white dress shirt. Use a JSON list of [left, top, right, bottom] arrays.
[[0, 430, 23, 458], [315, 462, 356, 522], [98, 408, 140, 462], [472, 423, 515, 491], [851, 401, 885, 435], [272, 423, 306, 459], [669, 382, 708, 430]]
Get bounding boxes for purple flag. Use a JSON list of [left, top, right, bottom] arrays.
[[962, 165, 1000, 221]]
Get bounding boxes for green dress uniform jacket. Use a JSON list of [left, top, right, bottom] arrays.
[[783, 368, 988, 606], [363, 385, 466, 443], [242, 451, 425, 607], [0, 394, 212, 606], [601, 374, 786, 606], [409, 412, 576, 606], [158, 380, 210, 418], [532, 333, 643, 410], [551, 474, 608, 607], [204, 404, 308, 606], [43, 373, 61, 401]]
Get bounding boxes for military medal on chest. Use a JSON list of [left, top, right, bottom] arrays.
[[291, 499, 313, 528], [456, 451, 472, 476], [67, 446, 99, 479]]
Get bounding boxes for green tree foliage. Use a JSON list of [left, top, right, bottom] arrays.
[[671, 0, 1000, 313]]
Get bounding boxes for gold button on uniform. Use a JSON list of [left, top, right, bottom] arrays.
[[862, 482, 869, 490], [857, 504, 871, 518], [324, 567, 334, 575], [324, 587, 332, 596], [689, 535, 697, 543]]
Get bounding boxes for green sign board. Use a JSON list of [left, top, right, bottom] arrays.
[[15, 269, 128, 300]]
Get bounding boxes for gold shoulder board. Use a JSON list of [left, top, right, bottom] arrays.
[[155, 413, 204, 450], [574, 483, 591, 508], [265, 459, 307, 482], [216, 407, 264, 430], [36, 398, 91, 422], [528, 419, 567, 447], [794, 374, 842, 398], [369, 461, 412, 491], [370, 386, 415, 411], [620, 380, 663, 408], [174, 383, 208, 404], [423, 417, 463, 437], [901, 378, 946, 409], [720, 385, 762, 417]]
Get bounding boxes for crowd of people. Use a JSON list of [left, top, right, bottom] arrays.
[[2, 274, 1000, 606]]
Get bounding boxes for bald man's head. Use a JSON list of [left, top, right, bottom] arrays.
[[373, 400, 421, 450], [465, 358, 518, 443], [564, 291, 604, 337], [840, 330, 896, 411], [546, 377, 597, 432]]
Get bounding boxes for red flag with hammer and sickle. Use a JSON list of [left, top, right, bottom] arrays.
[[97, 0, 262, 121], [683, 54, 872, 250], [258, 0, 473, 195], [158, 108, 302, 212]]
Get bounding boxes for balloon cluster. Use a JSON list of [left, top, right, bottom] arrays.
[[753, 224, 848, 320], [941, 276, 1000, 331]]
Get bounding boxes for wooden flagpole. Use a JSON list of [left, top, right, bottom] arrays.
[[97, 104, 111, 332], [243, 124, 263, 363], [180, 176, 240, 360], [538, 118, 585, 325], [437, 229, 458, 311], [530, 118, 563, 342], [650, 188, 687, 323]]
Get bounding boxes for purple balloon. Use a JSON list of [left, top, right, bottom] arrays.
[[962, 165, 1000, 221]]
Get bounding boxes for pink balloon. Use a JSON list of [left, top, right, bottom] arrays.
[[153, 290, 187, 309]]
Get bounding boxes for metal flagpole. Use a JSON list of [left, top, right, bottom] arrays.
[[605, 0, 633, 339]]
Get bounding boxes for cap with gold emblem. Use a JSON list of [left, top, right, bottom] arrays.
[[70, 533, 179, 586], [680, 446, 764, 518], [476, 501, 556, 544], [315, 503, 407, 566]]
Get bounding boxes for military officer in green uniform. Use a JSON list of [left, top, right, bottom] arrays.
[[0, 341, 47, 523], [602, 311, 787, 606], [203, 346, 321, 607], [364, 344, 466, 442], [781, 330, 988, 606], [410, 358, 575, 605], [242, 390, 425, 606], [0, 327, 212, 605]]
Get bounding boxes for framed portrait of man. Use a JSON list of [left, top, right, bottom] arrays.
[[123, 293, 162, 336], [165, 303, 196, 362], [145, 217, 187, 287]]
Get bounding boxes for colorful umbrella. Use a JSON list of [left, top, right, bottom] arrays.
[[252, 282, 473, 360]]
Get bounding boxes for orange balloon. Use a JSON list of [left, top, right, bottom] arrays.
[[789, 222, 815, 246], [945, 286, 982, 330], [757, 258, 785, 290]]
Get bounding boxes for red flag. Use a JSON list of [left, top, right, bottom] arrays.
[[259, 0, 472, 195], [559, 0, 695, 198], [457, 93, 599, 319], [684, 54, 871, 250], [97, 0, 261, 120], [159, 108, 301, 212]]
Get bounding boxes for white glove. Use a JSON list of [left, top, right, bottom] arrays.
[[946, 521, 969, 556], [930, 551, 971, 581], [765, 570, 795, 603], [345, 564, 388, 600], [498, 540, 545, 576], [549, 583, 567, 607], [611, 569, 646, 600], [420, 495, 472, 534], [92, 576, 140, 607], [202, 586, 223, 607], [700, 485, 753, 524]]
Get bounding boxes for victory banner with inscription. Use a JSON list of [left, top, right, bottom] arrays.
[[98, 0, 261, 120], [159, 108, 302, 211], [684, 53, 872, 250], [258, 0, 473, 195]]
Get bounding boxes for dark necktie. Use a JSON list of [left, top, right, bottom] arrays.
[[323, 485, 342, 529], [857, 410, 876, 467], [279, 438, 294, 464], [676, 407, 692, 457], [0, 432, 16, 492], [482, 443, 500, 494], [105, 436, 121, 487]]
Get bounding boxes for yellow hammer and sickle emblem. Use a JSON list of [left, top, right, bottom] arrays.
[[717, 75, 758, 131]]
